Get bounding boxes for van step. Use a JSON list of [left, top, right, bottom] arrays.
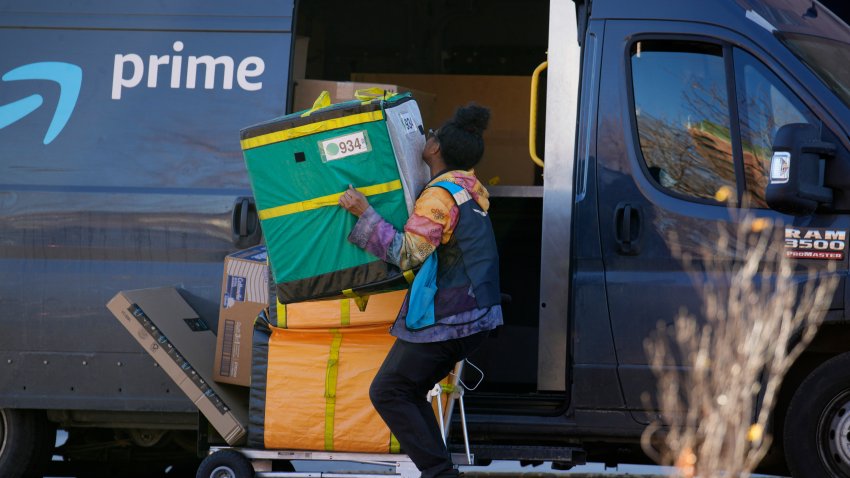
[[456, 444, 586, 466]]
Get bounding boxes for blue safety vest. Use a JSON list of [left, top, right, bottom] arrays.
[[405, 180, 501, 330]]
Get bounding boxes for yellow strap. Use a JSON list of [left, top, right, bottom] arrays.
[[340, 299, 351, 327], [275, 299, 287, 328], [301, 90, 331, 118], [354, 87, 397, 101], [389, 434, 401, 453], [342, 289, 369, 312], [403, 269, 415, 285], [241, 110, 384, 150], [324, 397, 336, 451], [258, 180, 402, 221], [324, 330, 343, 451]]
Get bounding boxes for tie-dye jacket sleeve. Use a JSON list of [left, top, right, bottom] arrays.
[[347, 187, 458, 271]]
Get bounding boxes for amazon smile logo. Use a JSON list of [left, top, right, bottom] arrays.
[[0, 62, 82, 145]]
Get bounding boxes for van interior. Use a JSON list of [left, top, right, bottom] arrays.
[[293, 0, 555, 412]]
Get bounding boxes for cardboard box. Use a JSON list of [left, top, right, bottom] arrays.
[[215, 245, 269, 386], [106, 287, 249, 445], [292, 36, 309, 80], [293, 78, 437, 130], [352, 73, 537, 186]]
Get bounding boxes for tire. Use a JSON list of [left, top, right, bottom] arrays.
[[196, 449, 254, 478], [0, 408, 56, 478], [784, 352, 850, 477]]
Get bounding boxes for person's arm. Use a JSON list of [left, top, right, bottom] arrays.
[[340, 186, 457, 270]]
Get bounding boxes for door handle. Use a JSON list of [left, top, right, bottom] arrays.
[[231, 196, 262, 248], [614, 202, 641, 255]]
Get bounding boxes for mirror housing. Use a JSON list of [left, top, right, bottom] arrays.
[[231, 196, 262, 248], [765, 123, 834, 215]]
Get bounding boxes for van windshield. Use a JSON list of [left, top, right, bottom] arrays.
[[739, 0, 850, 108], [779, 33, 850, 108]]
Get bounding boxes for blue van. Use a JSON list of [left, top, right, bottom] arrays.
[[4, 1, 850, 477]]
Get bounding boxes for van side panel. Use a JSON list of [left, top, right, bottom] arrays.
[[0, 2, 293, 410]]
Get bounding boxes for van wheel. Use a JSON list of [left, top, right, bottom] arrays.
[[0, 408, 55, 478], [784, 353, 850, 477], [196, 449, 253, 478]]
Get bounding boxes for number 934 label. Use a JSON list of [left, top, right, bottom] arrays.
[[319, 131, 371, 162]]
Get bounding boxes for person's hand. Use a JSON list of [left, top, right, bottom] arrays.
[[339, 185, 369, 217]]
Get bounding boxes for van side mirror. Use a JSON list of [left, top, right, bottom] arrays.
[[765, 123, 834, 215], [231, 196, 262, 248]]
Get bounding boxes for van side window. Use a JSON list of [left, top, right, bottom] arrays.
[[733, 48, 821, 208], [631, 41, 735, 203]]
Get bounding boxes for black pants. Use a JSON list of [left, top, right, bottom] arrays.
[[369, 331, 488, 478]]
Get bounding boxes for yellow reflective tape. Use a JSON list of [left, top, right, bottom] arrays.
[[241, 110, 384, 150], [403, 269, 415, 285], [342, 289, 369, 312], [390, 433, 401, 453], [275, 299, 287, 328], [324, 330, 343, 451], [340, 298, 351, 327], [258, 180, 402, 221]]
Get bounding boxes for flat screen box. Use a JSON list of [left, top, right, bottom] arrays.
[[106, 287, 249, 445]]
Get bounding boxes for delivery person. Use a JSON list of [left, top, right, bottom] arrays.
[[339, 103, 502, 478]]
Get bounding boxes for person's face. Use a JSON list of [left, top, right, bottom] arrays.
[[423, 128, 440, 163]]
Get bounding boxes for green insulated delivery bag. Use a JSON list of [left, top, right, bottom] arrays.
[[240, 91, 429, 303]]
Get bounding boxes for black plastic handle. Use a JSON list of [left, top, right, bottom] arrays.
[[614, 202, 641, 255]]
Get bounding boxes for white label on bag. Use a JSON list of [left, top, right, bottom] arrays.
[[399, 113, 418, 135], [770, 151, 791, 184], [319, 130, 371, 161]]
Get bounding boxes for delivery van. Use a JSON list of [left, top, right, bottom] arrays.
[[3, 0, 850, 477]]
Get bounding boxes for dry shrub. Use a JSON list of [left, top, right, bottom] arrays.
[[642, 211, 839, 478]]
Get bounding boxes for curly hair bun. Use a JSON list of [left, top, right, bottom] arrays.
[[454, 103, 490, 136], [437, 103, 491, 170]]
